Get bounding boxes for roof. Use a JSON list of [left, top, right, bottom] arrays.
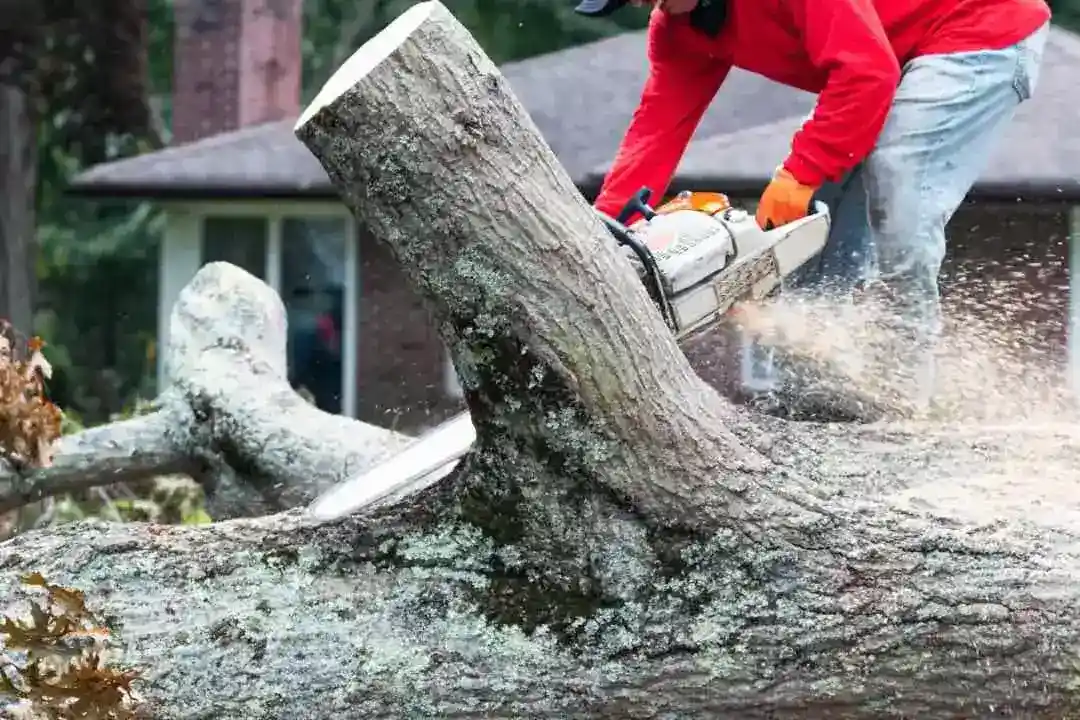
[[588, 25, 1080, 202], [68, 30, 813, 199]]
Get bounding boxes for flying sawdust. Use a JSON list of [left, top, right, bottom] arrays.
[[733, 279, 1075, 425]]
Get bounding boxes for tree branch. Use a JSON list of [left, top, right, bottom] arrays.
[[0, 262, 411, 519], [0, 412, 197, 515]]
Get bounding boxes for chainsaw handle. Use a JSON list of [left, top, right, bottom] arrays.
[[593, 209, 679, 332], [616, 187, 657, 225]]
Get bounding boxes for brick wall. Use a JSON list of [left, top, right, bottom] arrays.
[[355, 228, 464, 433], [172, 0, 302, 145]]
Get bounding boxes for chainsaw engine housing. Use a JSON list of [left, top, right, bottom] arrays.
[[604, 190, 831, 341]]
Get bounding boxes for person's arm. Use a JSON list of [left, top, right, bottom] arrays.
[[781, 0, 901, 187], [594, 17, 731, 218]]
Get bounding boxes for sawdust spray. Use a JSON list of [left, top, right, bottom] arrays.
[[733, 278, 1075, 424]]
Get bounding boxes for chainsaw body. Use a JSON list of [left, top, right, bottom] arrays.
[[600, 187, 831, 342]]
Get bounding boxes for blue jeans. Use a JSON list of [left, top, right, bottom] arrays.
[[752, 22, 1050, 406]]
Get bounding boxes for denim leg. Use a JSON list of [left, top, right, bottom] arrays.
[[862, 21, 1049, 405], [787, 168, 874, 296], [746, 169, 873, 394]]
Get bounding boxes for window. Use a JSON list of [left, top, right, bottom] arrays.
[[280, 217, 348, 415], [195, 210, 356, 417], [201, 217, 267, 279]]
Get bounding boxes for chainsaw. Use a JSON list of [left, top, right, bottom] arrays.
[[607, 186, 828, 342], [307, 188, 831, 521]]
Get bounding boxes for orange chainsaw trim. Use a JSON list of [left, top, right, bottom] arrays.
[[654, 191, 731, 216]]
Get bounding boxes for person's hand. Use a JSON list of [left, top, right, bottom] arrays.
[[755, 167, 818, 230]]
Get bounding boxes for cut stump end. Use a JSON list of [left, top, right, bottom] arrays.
[[295, 0, 439, 130]]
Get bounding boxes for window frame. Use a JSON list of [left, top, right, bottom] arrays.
[[187, 202, 359, 418]]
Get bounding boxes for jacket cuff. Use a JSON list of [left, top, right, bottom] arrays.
[[781, 154, 827, 189]]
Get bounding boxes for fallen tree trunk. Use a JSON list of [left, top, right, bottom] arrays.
[[4, 419, 1080, 718], [4, 2, 1080, 717]]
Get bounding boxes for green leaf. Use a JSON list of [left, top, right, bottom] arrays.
[[181, 508, 213, 526]]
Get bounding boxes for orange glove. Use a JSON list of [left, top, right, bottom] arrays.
[[755, 167, 819, 230]]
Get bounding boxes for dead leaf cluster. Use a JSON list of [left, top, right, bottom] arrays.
[[0, 322, 62, 470], [0, 573, 145, 719]]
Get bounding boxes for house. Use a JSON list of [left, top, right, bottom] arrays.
[[585, 25, 1080, 397], [67, 0, 816, 432], [72, 1, 1080, 428]]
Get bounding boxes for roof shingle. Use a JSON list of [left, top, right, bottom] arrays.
[[75, 25, 1080, 201]]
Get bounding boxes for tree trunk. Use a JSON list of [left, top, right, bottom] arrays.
[[4, 2, 1080, 717], [0, 77, 36, 338], [4, 417, 1080, 718], [294, 1, 766, 532]]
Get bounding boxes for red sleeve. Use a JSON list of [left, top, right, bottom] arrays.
[[781, 0, 901, 187], [594, 16, 731, 218]]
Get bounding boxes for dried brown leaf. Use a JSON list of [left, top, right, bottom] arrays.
[[0, 573, 143, 718]]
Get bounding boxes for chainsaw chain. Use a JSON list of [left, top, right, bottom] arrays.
[[673, 247, 780, 345], [711, 247, 780, 315]]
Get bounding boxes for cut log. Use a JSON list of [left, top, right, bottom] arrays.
[[4, 420, 1080, 718], [161, 263, 410, 515], [4, 2, 1080, 718]]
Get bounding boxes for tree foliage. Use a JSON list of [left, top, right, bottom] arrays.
[[0, 0, 158, 146], [301, 0, 648, 95], [0, 328, 140, 718], [1049, 0, 1080, 30]]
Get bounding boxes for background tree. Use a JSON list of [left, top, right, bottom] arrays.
[[1049, 0, 1080, 30]]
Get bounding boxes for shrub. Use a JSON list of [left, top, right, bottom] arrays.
[[0, 323, 62, 470]]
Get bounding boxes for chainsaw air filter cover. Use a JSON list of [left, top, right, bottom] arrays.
[[627, 208, 736, 298]]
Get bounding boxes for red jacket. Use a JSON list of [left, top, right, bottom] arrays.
[[594, 0, 1051, 216]]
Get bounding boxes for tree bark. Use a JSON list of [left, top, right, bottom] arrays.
[[4, 420, 1080, 718], [295, 1, 766, 533], [3, 2, 1080, 718], [0, 77, 36, 338]]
